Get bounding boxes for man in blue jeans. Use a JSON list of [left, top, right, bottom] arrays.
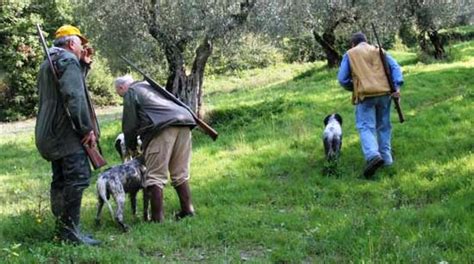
[[337, 32, 404, 178]]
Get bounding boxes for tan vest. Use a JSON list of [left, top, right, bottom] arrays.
[[347, 42, 390, 104]]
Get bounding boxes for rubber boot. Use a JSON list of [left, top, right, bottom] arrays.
[[147, 185, 164, 223], [174, 181, 195, 220], [51, 187, 65, 239], [51, 188, 64, 218], [51, 178, 93, 240], [60, 188, 101, 246]]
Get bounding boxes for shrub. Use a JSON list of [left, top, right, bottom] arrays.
[[0, 2, 43, 121], [207, 33, 282, 75], [399, 22, 418, 48], [0, 1, 117, 121], [391, 35, 410, 52], [439, 25, 474, 44], [279, 34, 320, 63], [86, 54, 120, 106]]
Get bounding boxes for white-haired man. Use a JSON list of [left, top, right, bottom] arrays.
[[115, 75, 196, 223]]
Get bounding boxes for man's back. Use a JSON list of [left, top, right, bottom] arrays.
[[347, 42, 390, 101], [122, 81, 196, 151]]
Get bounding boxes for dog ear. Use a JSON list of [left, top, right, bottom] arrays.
[[324, 115, 330, 126], [335, 113, 342, 125]]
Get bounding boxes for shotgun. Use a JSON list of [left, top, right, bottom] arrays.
[[36, 24, 107, 169], [120, 55, 218, 141], [371, 23, 405, 123]]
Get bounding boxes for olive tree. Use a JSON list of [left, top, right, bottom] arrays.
[[81, 0, 256, 116], [259, 0, 399, 68], [397, 0, 472, 59]]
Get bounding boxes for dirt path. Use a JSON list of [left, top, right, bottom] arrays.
[[0, 105, 122, 135]]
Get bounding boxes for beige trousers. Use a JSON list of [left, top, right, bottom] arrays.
[[145, 126, 192, 189]]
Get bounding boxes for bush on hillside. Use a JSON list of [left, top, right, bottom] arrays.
[[416, 26, 474, 63], [0, 2, 43, 121], [86, 54, 120, 106], [279, 34, 321, 63], [0, 1, 117, 121], [439, 26, 474, 43], [399, 21, 418, 47], [207, 33, 282, 75]]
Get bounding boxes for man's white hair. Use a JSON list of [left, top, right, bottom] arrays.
[[115, 75, 134, 88], [53, 35, 81, 48]]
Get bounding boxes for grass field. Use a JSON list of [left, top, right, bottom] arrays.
[[1, 40, 473, 263]]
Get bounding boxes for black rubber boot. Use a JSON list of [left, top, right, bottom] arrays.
[[50, 188, 64, 218], [60, 189, 101, 246], [174, 181, 195, 220], [148, 185, 164, 223], [51, 187, 65, 238]]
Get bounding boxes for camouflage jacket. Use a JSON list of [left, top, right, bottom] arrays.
[[35, 47, 97, 161]]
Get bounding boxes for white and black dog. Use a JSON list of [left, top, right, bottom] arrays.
[[323, 113, 343, 161], [114, 133, 142, 163], [95, 157, 148, 232]]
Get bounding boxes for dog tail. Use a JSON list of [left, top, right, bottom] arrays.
[[97, 177, 115, 220]]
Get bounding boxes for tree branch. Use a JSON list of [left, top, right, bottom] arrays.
[[207, 0, 256, 40]]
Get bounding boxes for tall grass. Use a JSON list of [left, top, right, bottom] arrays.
[[0, 41, 473, 263]]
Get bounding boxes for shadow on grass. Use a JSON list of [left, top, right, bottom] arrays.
[[0, 57, 472, 262], [292, 67, 320, 82], [398, 56, 419, 66], [292, 65, 336, 82], [206, 97, 313, 129]]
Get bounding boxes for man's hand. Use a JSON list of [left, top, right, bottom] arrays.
[[391, 89, 401, 99], [81, 131, 97, 148], [81, 45, 94, 65]]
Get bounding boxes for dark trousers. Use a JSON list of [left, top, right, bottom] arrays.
[[50, 150, 91, 227]]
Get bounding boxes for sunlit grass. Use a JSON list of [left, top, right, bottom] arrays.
[[0, 40, 473, 262]]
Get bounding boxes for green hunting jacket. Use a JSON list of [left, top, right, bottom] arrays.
[[122, 81, 196, 152], [35, 47, 97, 161]]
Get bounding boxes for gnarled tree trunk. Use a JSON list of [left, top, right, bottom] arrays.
[[145, 0, 255, 116], [427, 30, 445, 59], [148, 29, 212, 116], [313, 30, 341, 68], [418, 30, 445, 60], [191, 39, 212, 117], [165, 39, 212, 116]]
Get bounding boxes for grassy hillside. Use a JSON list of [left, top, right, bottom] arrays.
[[0, 41, 472, 263]]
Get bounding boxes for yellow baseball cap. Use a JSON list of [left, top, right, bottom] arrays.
[[55, 25, 88, 45]]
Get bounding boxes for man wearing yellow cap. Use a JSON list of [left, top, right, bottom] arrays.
[[35, 25, 100, 246]]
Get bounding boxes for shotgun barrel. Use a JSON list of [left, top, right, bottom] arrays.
[[371, 23, 405, 123], [120, 55, 218, 141], [36, 24, 107, 169]]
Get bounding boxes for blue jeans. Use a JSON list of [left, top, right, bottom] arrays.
[[355, 95, 393, 165]]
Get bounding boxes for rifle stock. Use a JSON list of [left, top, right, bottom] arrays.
[[84, 143, 107, 169], [36, 24, 107, 169], [371, 23, 405, 123], [120, 56, 218, 141]]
